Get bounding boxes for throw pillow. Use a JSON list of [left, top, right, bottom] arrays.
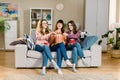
[[80, 31, 88, 41], [80, 35, 98, 50], [24, 34, 35, 50], [10, 38, 26, 46]]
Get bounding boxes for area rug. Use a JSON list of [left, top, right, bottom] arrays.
[[5, 73, 117, 80]]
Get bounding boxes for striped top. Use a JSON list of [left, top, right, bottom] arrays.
[[66, 31, 81, 45], [35, 31, 50, 46]]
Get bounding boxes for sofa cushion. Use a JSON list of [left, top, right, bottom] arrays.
[[24, 34, 35, 50], [83, 50, 91, 57], [27, 50, 57, 59], [10, 38, 26, 46], [81, 35, 98, 50], [27, 50, 91, 59], [27, 50, 42, 59]]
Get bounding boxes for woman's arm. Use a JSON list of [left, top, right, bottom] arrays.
[[35, 31, 42, 40], [67, 31, 81, 39], [76, 31, 81, 37], [49, 34, 55, 47], [63, 32, 67, 45], [36, 31, 50, 40]]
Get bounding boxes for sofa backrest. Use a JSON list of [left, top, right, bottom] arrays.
[[30, 29, 36, 44]]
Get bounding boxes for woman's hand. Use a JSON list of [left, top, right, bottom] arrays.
[[44, 41, 49, 46], [63, 32, 68, 36], [50, 31, 56, 35]]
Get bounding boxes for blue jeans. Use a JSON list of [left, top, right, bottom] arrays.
[[66, 42, 85, 64], [35, 44, 53, 66], [50, 42, 68, 68]]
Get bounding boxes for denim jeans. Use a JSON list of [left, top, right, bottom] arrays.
[[35, 44, 53, 66], [66, 42, 85, 64], [50, 42, 68, 68]]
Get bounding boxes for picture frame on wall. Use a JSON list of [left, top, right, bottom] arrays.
[[0, 3, 18, 19]]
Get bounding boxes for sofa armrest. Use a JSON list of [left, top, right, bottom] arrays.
[[15, 44, 28, 68], [90, 44, 102, 67]]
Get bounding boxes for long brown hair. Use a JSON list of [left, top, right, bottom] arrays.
[[54, 19, 65, 33], [67, 20, 77, 34], [36, 19, 50, 35]]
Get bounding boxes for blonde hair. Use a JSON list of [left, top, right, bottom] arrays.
[[36, 19, 50, 35]]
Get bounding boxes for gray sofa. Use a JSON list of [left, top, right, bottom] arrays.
[[15, 43, 102, 68], [15, 30, 102, 68]]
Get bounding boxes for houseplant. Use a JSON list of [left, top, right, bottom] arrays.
[[0, 18, 10, 32], [98, 24, 120, 58], [0, 18, 9, 49]]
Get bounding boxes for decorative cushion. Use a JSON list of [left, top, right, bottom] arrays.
[[24, 34, 35, 50], [80, 32, 88, 38], [80, 35, 98, 50], [80, 32, 88, 41], [10, 38, 26, 46]]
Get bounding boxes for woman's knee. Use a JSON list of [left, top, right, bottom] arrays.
[[43, 45, 50, 50], [75, 42, 80, 45], [75, 42, 82, 48], [73, 47, 77, 51], [59, 42, 65, 47], [35, 45, 42, 51], [59, 42, 64, 45]]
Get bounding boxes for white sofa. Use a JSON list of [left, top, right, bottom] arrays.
[[15, 43, 102, 68]]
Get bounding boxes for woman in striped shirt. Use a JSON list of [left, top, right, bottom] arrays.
[[66, 20, 87, 72]]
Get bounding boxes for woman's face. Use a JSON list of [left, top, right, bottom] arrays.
[[42, 21, 48, 29], [57, 23, 63, 29], [68, 23, 73, 31]]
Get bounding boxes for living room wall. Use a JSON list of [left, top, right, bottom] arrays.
[[0, 0, 84, 49], [1, 0, 85, 37]]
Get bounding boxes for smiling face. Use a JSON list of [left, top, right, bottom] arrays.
[[67, 20, 78, 34], [42, 20, 48, 29], [57, 22, 63, 29], [68, 23, 73, 31], [54, 19, 65, 33], [39, 19, 50, 35]]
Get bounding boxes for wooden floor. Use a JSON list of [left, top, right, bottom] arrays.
[[0, 51, 120, 80]]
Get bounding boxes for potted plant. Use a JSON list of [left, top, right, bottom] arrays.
[[98, 24, 120, 58], [0, 18, 11, 49], [0, 18, 10, 32]]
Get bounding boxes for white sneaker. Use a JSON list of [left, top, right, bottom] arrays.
[[52, 61, 59, 69], [65, 60, 73, 66], [81, 58, 88, 66], [72, 64, 77, 72], [58, 69, 63, 75], [72, 67, 77, 72], [41, 68, 46, 75]]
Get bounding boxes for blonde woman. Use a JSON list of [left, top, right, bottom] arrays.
[[35, 19, 62, 75]]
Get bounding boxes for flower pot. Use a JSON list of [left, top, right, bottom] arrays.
[[110, 50, 120, 58]]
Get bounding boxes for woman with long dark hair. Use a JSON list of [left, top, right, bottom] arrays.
[[66, 20, 87, 72], [49, 19, 72, 72]]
